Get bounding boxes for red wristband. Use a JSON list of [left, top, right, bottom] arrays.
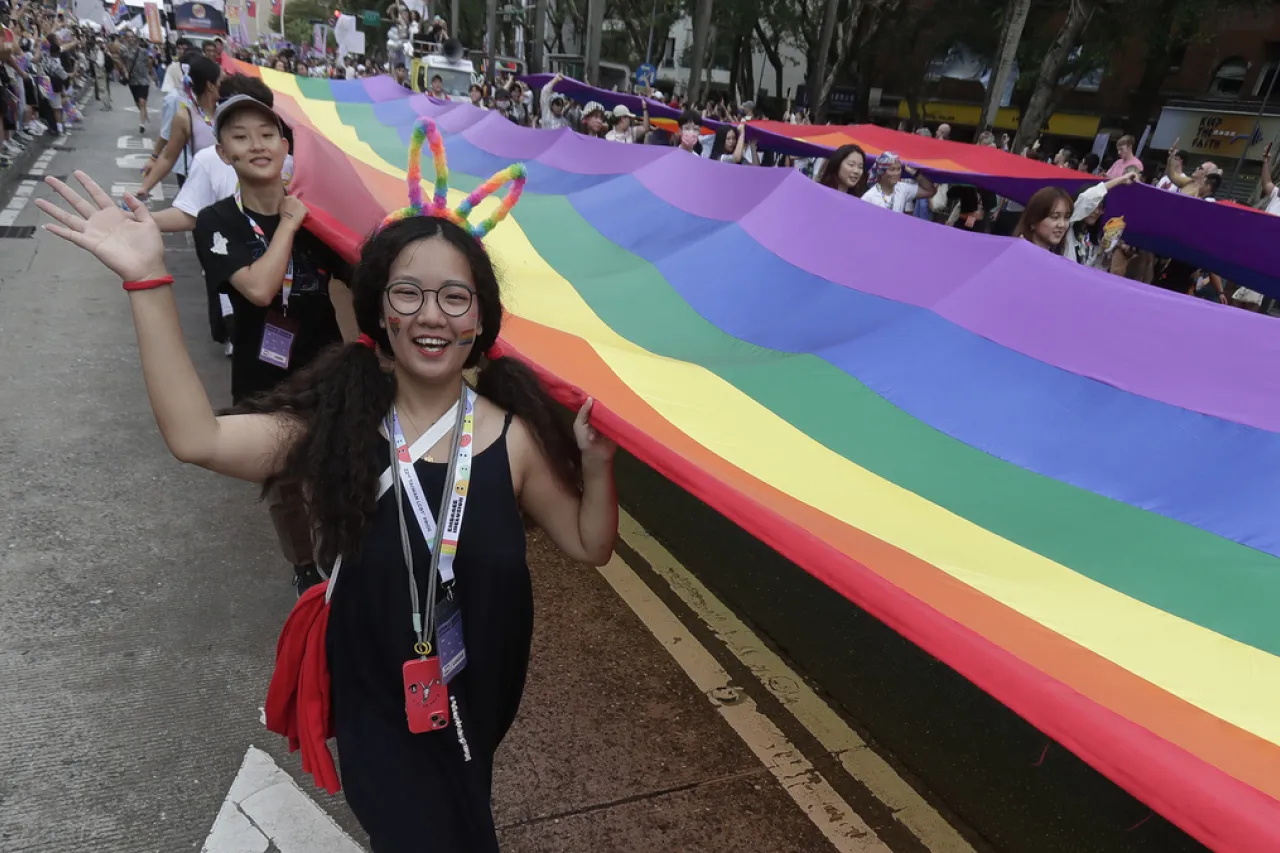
[[123, 276, 174, 292]]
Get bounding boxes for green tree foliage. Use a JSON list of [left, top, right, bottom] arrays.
[[272, 0, 359, 50]]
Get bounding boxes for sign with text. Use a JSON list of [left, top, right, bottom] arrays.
[[1152, 106, 1280, 161]]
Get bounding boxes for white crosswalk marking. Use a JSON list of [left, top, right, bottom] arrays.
[[116, 153, 153, 170], [201, 748, 365, 853], [117, 135, 154, 150], [111, 182, 164, 201]]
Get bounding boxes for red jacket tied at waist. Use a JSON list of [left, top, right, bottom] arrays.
[[264, 581, 339, 793]]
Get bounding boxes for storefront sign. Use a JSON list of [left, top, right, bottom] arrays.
[[1151, 106, 1280, 160]]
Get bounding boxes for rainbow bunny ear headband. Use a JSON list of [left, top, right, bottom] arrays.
[[379, 116, 527, 240]]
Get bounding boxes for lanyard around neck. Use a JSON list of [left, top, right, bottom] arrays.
[[234, 184, 294, 311], [389, 386, 476, 656], [181, 79, 212, 127]]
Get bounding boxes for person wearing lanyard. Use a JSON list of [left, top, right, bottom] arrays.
[[37, 116, 618, 851], [138, 53, 220, 199], [193, 94, 351, 593]]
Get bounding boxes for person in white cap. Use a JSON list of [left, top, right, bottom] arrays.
[[605, 103, 650, 143]]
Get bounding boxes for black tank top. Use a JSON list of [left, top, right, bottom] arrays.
[[325, 413, 532, 851]]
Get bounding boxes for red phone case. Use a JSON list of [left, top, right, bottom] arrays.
[[403, 657, 450, 733]]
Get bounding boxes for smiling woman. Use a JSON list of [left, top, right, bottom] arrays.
[[32, 115, 620, 852]]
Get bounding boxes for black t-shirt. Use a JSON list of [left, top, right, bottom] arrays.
[[194, 196, 350, 403]]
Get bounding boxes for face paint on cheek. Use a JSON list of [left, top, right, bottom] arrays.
[[387, 315, 402, 337], [456, 328, 476, 346]]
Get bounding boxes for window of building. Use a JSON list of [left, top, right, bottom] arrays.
[[662, 36, 676, 68], [1210, 56, 1248, 97], [1168, 40, 1187, 72], [1254, 43, 1280, 99]]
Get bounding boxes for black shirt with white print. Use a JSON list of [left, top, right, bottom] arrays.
[[194, 196, 350, 403]]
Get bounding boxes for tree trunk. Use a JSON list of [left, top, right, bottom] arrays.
[[982, 0, 1032, 131], [1013, 0, 1096, 155], [727, 34, 744, 102], [585, 0, 605, 85], [686, 0, 714, 102], [485, 0, 498, 87], [815, 0, 887, 123], [753, 22, 785, 99], [529, 0, 547, 74], [740, 34, 755, 102], [1125, 2, 1182, 135], [707, 26, 720, 94], [805, 0, 840, 121], [853, 70, 873, 123]]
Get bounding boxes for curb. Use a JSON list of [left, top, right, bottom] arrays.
[[0, 83, 92, 203]]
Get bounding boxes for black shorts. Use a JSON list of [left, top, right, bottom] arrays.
[[24, 78, 37, 104], [129, 83, 149, 103]]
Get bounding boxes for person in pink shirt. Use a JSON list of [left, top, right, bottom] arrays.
[[1106, 134, 1143, 178]]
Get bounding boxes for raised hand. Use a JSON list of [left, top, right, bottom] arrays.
[[35, 170, 165, 283], [573, 397, 617, 464]]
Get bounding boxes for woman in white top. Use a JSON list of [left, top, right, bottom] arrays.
[[138, 55, 220, 200], [860, 151, 936, 213], [1013, 172, 1138, 266], [604, 104, 650, 143]]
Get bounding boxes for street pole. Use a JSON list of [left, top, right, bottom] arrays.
[[643, 0, 656, 67], [1226, 65, 1278, 199], [451, 0, 459, 38], [485, 0, 497, 88]]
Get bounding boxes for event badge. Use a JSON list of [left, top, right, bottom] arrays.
[[258, 311, 299, 369], [434, 594, 467, 685], [402, 656, 450, 733]]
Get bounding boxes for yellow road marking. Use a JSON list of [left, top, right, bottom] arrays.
[[598, 552, 892, 852], [619, 510, 977, 853]]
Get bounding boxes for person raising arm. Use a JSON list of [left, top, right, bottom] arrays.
[[37, 176, 295, 480], [36, 120, 620, 845]]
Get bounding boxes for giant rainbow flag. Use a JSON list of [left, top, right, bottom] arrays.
[[234, 63, 1280, 852]]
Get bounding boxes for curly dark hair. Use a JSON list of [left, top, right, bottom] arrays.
[[231, 216, 582, 569]]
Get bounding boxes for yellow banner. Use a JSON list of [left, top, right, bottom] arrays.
[[897, 101, 1100, 139]]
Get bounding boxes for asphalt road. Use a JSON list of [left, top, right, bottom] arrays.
[[0, 84, 1209, 853]]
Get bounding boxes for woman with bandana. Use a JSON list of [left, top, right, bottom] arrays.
[[861, 151, 936, 213]]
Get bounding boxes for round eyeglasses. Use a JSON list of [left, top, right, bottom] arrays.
[[384, 281, 475, 317]]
